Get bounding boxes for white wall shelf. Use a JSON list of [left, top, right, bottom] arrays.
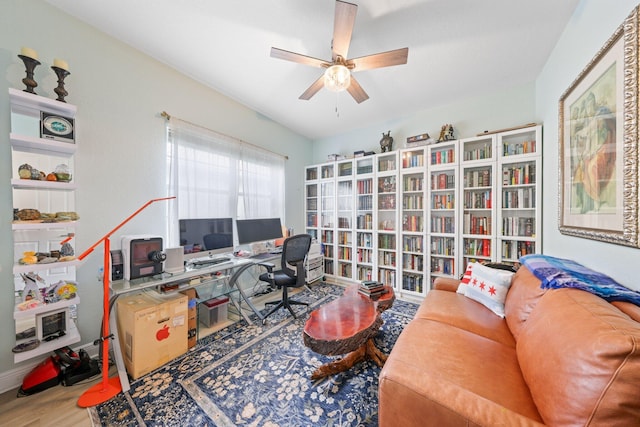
[[9, 88, 81, 362], [9, 87, 77, 117], [10, 133, 76, 155], [11, 178, 77, 190], [12, 259, 81, 275]]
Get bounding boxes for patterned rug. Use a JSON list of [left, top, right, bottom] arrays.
[[88, 283, 418, 426]]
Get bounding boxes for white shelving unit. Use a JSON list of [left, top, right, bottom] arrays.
[[375, 151, 399, 288], [354, 156, 375, 282], [496, 125, 542, 264], [301, 125, 542, 297], [427, 140, 459, 287], [319, 163, 336, 277], [305, 242, 324, 284], [304, 165, 319, 242], [399, 146, 427, 297], [459, 134, 497, 271], [336, 159, 355, 281], [9, 88, 81, 362]]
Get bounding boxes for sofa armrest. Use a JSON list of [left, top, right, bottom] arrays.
[[432, 277, 460, 293]]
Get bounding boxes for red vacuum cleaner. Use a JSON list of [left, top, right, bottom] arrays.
[[17, 347, 100, 397]]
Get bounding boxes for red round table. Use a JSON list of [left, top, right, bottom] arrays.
[[303, 284, 395, 380]]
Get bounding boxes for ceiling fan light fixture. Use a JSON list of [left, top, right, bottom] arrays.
[[324, 64, 351, 92]]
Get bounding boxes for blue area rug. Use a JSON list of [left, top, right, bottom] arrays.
[[88, 283, 418, 426]]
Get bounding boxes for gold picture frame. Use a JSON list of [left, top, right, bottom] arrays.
[[558, 6, 639, 247]]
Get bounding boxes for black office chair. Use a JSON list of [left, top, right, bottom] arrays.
[[258, 234, 312, 323]]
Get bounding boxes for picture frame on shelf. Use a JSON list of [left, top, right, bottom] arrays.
[[40, 111, 75, 143], [558, 5, 638, 247]]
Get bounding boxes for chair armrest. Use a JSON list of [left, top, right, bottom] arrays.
[[293, 260, 306, 287], [258, 261, 275, 271], [433, 277, 461, 293]]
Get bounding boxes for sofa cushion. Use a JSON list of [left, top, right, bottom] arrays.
[[379, 318, 543, 426], [460, 262, 514, 317], [504, 266, 548, 340], [415, 290, 516, 347], [517, 288, 640, 426], [612, 300, 640, 322]]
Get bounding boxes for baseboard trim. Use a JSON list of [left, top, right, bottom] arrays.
[[0, 362, 37, 395]]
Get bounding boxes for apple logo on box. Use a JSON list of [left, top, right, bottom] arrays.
[[156, 325, 170, 341]]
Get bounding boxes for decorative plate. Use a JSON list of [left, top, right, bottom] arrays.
[[43, 115, 73, 135], [40, 112, 75, 143]]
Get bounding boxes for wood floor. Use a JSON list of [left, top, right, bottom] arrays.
[[0, 372, 97, 427]]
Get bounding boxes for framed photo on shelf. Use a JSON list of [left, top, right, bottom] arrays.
[[40, 112, 75, 143], [558, 5, 639, 247]]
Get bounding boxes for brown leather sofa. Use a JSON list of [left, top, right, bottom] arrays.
[[379, 265, 640, 426]]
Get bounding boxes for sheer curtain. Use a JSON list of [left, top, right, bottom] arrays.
[[239, 144, 285, 220], [166, 118, 240, 246], [166, 117, 285, 246]]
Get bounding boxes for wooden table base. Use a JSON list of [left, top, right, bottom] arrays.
[[311, 337, 388, 380], [305, 285, 395, 380]]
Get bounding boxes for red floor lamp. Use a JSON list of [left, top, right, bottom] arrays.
[[77, 196, 175, 407]]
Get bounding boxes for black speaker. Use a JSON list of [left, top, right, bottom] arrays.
[[110, 250, 124, 281]]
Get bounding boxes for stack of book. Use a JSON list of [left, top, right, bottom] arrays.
[[359, 280, 388, 299]]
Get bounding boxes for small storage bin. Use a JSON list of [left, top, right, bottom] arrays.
[[198, 296, 229, 327]]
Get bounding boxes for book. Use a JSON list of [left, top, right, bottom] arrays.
[[358, 287, 388, 298], [361, 280, 383, 287]]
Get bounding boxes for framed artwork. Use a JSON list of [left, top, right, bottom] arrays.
[[558, 6, 639, 247]]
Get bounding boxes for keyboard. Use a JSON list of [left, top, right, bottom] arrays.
[[250, 252, 277, 260], [191, 257, 231, 267]]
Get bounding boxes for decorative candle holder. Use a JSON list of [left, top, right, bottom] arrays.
[[18, 54, 41, 94], [51, 66, 71, 102]]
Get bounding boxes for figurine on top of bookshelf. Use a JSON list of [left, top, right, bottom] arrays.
[[379, 131, 394, 152], [406, 132, 436, 147], [437, 124, 455, 142]]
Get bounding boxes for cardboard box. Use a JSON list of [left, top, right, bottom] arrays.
[[116, 291, 188, 379], [180, 288, 198, 348], [199, 296, 229, 328]]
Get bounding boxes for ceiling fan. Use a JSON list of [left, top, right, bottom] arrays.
[[270, 0, 408, 103]]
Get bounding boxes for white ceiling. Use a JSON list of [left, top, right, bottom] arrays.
[[46, 0, 579, 140]]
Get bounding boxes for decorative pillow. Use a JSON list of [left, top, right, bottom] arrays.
[[456, 262, 476, 294], [462, 262, 515, 317]]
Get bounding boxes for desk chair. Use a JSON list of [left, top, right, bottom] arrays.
[[258, 234, 312, 324]]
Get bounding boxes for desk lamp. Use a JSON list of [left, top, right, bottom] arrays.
[[76, 196, 175, 407]]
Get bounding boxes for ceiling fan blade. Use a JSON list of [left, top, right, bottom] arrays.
[[350, 47, 409, 72], [347, 75, 369, 104], [270, 47, 329, 68], [332, 0, 357, 60], [299, 75, 325, 100]]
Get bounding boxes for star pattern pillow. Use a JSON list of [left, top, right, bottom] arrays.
[[462, 262, 515, 317], [456, 262, 476, 294]]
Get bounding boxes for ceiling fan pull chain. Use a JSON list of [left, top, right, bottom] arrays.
[[335, 93, 340, 118]]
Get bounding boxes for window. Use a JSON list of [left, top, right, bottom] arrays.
[[166, 118, 285, 246]]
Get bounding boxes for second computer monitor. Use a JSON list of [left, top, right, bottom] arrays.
[[236, 218, 283, 245]]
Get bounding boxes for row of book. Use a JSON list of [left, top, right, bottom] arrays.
[[431, 148, 455, 165], [431, 172, 455, 190], [402, 153, 425, 168]]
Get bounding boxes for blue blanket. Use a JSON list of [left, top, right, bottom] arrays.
[[520, 254, 640, 305]]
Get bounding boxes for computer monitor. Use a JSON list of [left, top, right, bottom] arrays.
[[236, 218, 283, 245], [179, 217, 234, 261]]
